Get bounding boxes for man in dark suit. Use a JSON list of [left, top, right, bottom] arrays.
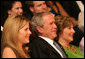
[[29, 12, 68, 58]]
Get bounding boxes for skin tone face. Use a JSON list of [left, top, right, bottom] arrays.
[[18, 22, 31, 45], [2, 22, 31, 58], [60, 24, 75, 43], [32, 1, 48, 14], [40, 14, 57, 40], [9, 1, 23, 15]]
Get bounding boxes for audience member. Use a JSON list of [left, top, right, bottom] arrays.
[[29, 12, 68, 58], [25, 1, 48, 19], [55, 15, 84, 58], [1, 15, 31, 58], [1, 1, 23, 31], [25, 1, 70, 19]]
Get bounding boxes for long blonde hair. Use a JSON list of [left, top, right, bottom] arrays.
[[1, 15, 30, 58]]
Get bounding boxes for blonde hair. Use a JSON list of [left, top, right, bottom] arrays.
[[1, 15, 30, 58]]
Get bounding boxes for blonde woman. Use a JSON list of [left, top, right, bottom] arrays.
[[1, 15, 31, 58]]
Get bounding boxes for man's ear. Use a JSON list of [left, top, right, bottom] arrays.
[[29, 7, 34, 13], [37, 26, 43, 33]]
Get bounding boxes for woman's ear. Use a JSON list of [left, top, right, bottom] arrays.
[[36, 26, 43, 33]]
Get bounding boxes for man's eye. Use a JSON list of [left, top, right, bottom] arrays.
[[25, 28, 28, 31], [16, 7, 22, 9], [50, 23, 52, 25], [16, 8, 19, 9], [43, 3, 46, 5], [68, 27, 71, 29], [37, 4, 42, 7]]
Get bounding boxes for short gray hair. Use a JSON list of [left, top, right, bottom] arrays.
[[30, 12, 54, 35]]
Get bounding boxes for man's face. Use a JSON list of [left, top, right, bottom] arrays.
[[32, 1, 48, 14], [40, 14, 57, 40]]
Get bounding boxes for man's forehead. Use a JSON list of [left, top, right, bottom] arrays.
[[43, 14, 54, 18], [43, 14, 55, 22], [33, 1, 45, 5]]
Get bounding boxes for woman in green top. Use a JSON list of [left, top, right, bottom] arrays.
[[55, 15, 84, 58]]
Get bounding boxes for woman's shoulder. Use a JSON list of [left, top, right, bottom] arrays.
[[2, 46, 17, 58]]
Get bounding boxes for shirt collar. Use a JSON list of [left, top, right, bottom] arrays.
[[39, 36, 54, 45]]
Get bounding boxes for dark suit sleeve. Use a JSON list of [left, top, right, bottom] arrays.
[[30, 42, 50, 58]]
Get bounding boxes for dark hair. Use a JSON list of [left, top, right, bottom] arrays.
[[25, 1, 34, 7]]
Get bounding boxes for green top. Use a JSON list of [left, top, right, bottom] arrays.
[[63, 45, 84, 58]]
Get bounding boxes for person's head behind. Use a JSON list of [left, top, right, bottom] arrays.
[[25, 1, 48, 15], [55, 15, 75, 42], [78, 11, 84, 33], [30, 12, 57, 40], [1, 15, 31, 58], [3, 1, 23, 16]]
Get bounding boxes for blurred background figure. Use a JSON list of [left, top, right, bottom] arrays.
[[78, 11, 84, 55], [78, 11, 84, 33], [1, 1, 23, 31], [25, 1, 70, 20], [1, 15, 31, 58], [25, 1, 48, 20]]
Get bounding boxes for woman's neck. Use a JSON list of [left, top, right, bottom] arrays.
[[18, 43, 29, 58], [58, 37, 71, 48]]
